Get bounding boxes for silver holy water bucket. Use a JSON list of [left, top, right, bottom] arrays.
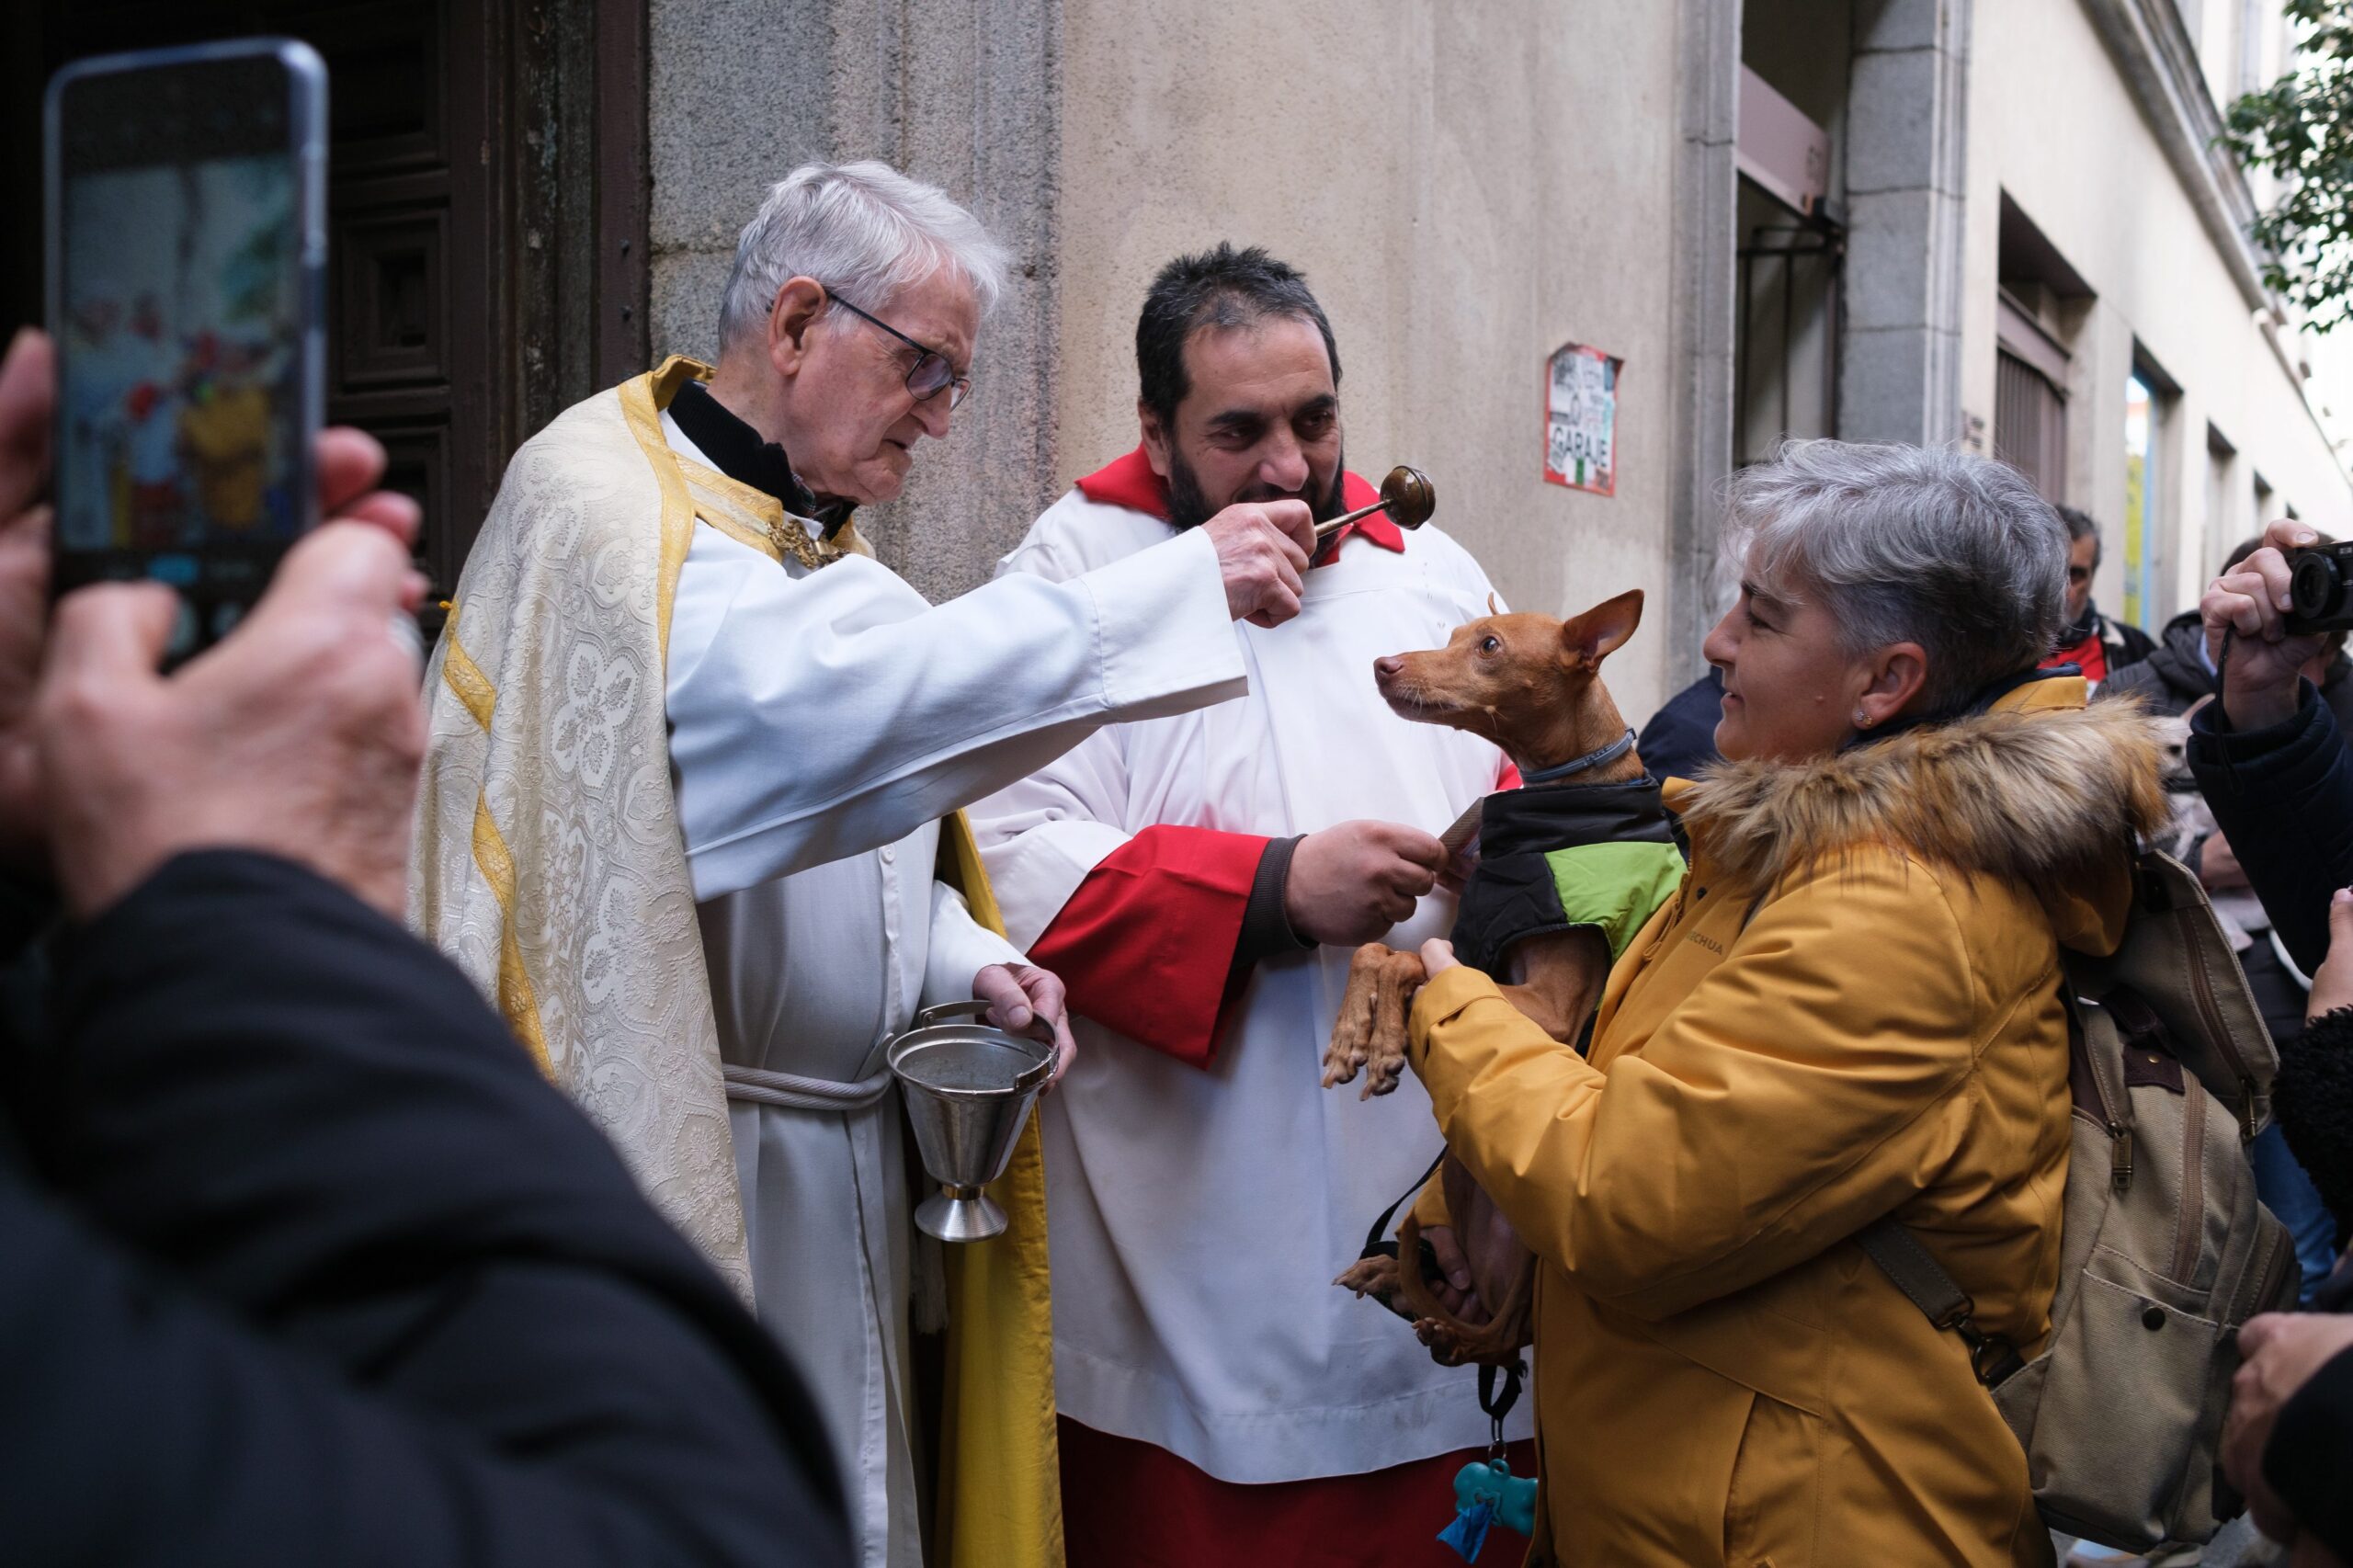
[[888, 1000, 1056, 1243]]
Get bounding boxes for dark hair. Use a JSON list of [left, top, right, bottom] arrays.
[[2054, 505, 2099, 543], [1136, 244, 1341, 429]]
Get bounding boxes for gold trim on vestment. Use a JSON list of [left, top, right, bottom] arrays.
[[471, 794, 553, 1075], [434, 603, 551, 1074], [439, 613, 497, 732], [620, 357, 708, 661]]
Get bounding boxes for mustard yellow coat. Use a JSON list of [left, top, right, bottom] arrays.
[[1407, 681, 2164, 1567]]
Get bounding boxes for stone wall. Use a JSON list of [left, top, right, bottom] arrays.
[[646, 0, 1062, 603], [1051, 0, 1713, 719], [646, 0, 1735, 716]]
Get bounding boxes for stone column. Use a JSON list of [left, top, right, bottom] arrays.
[[1840, 0, 1972, 445], [1666, 0, 1745, 681]]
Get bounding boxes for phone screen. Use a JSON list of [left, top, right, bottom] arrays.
[[49, 45, 323, 653]]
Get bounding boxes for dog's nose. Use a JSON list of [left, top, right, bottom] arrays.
[[1373, 656, 1404, 680]]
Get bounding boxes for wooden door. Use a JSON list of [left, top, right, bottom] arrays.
[[3, 0, 648, 624]]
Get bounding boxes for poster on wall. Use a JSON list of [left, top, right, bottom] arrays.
[[1545, 341, 1620, 497]]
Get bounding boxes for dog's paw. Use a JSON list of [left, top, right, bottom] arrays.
[[1336, 1255, 1398, 1299], [1319, 1040, 1364, 1090]]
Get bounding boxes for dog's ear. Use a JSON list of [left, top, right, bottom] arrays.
[[1486, 592, 1501, 617], [1561, 589, 1643, 667]]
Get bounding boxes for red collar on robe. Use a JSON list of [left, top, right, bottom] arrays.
[[1074, 447, 1404, 553]]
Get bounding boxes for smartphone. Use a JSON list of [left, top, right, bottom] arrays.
[[45, 39, 327, 658]]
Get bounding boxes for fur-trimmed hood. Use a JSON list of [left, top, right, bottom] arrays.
[[1670, 690, 2166, 945]]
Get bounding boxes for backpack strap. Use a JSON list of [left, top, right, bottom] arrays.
[[1856, 1218, 2027, 1388]]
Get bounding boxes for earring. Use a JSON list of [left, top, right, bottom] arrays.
[[1853, 710, 1873, 729]]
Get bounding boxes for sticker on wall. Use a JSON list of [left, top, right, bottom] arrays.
[[1545, 341, 1620, 497]]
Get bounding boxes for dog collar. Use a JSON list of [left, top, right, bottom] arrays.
[[1518, 728, 1636, 786]]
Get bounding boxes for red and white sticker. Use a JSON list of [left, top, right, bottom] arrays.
[[1544, 341, 1620, 497]]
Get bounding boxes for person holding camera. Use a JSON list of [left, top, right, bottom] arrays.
[[2106, 533, 2349, 1301], [0, 327, 851, 1566], [2192, 517, 2353, 1564], [2190, 519, 2353, 996]]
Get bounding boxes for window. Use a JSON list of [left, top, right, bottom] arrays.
[[2125, 373, 2162, 628], [1995, 289, 2070, 503], [1995, 350, 2067, 501], [1733, 176, 1842, 466]]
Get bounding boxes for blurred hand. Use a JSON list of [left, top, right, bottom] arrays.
[[2223, 1312, 2353, 1542], [0, 327, 423, 900], [40, 518, 429, 922], [2199, 830, 2249, 893], [1420, 937, 1461, 979], [2203, 518, 2330, 731], [2306, 888, 2353, 1022], [1285, 820, 1446, 947], [0, 330, 57, 877], [972, 961, 1076, 1088], [1202, 500, 1313, 628]]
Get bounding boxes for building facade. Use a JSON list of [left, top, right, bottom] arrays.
[[6, 0, 2342, 717]]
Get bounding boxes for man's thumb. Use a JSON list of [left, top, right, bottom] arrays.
[[251, 520, 415, 628], [2330, 887, 2353, 948]]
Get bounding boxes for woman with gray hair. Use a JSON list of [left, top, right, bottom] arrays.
[[1402, 440, 2165, 1563]]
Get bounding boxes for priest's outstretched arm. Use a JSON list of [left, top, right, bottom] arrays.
[[667, 527, 1247, 901]]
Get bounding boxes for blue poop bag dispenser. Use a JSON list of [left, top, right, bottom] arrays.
[[1437, 1361, 1537, 1562]]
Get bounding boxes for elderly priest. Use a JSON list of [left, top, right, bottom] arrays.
[[411, 162, 1315, 1568]]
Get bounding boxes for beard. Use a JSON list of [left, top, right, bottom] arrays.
[[1165, 447, 1347, 532]]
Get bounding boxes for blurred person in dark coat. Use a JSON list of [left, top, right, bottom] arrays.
[[0, 327, 850, 1568]]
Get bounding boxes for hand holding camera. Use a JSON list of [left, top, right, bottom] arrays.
[[2202, 517, 2335, 731]]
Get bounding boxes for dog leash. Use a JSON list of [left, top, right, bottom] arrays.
[[1357, 1149, 1447, 1268], [1517, 728, 1635, 786]]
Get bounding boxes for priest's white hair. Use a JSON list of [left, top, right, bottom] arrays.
[[717, 161, 1012, 350]]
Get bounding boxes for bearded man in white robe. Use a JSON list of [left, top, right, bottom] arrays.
[[411, 165, 1315, 1568], [969, 245, 1532, 1567]]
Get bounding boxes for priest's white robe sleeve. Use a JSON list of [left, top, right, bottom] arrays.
[[921, 881, 1026, 1006], [666, 524, 1246, 902]]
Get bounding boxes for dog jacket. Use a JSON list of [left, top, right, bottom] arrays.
[[1449, 778, 1687, 975]]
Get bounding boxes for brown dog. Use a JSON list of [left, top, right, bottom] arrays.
[[1326, 589, 1650, 1366], [1322, 588, 1648, 1095]]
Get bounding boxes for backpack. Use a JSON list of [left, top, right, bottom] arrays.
[[1859, 847, 2302, 1553]]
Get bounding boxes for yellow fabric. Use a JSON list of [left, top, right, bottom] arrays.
[[933, 813, 1064, 1568], [1407, 683, 2124, 1567], [413, 359, 752, 1293]]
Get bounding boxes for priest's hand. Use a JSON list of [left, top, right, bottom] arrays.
[[973, 961, 1078, 1088], [1203, 499, 1314, 629], [1285, 820, 1446, 946], [40, 517, 429, 922]]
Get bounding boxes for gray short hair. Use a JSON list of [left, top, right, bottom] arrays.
[[1723, 439, 2068, 712], [716, 161, 1013, 350]]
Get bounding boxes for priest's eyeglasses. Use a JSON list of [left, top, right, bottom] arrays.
[[827, 293, 973, 411]]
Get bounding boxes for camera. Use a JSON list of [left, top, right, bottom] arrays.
[[2286, 542, 2353, 634]]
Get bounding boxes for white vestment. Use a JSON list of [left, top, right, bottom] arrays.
[[971, 488, 1537, 1484], [659, 416, 1246, 1567]]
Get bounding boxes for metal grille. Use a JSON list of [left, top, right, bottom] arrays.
[[1995, 349, 2067, 503], [1734, 217, 1843, 467]]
